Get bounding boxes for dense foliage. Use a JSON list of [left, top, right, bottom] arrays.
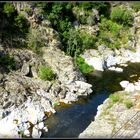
[[34, 2, 111, 57], [0, 2, 29, 41], [66, 29, 97, 56], [97, 15, 132, 49], [0, 2, 138, 74], [111, 6, 134, 27]]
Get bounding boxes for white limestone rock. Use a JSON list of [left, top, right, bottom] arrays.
[[32, 126, 42, 138], [125, 83, 135, 92], [37, 122, 44, 129], [120, 81, 129, 89], [108, 67, 123, 72]]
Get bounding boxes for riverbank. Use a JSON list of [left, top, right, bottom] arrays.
[[79, 89, 140, 138]]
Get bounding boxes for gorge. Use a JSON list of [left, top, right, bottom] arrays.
[[0, 1, 140, 138]]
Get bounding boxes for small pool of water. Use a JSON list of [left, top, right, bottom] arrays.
[[41, 62, 140, 138]]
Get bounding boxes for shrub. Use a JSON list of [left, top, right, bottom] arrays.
[[80, 31, 97, 50], [66, 29, 82, 56], [109, 94, 122, 103], [98, 16, 131, 49], [3, 2, 16, 17], [78, 2, 111, 18], [67, 29, 97, 57], [124, 100, 133, 109], [131, 2, 140, 12], [14, 14, 29, 34], [53, 102, 60, 108], [78, 2, 94, 11], [26, 29, 44, 55], [0, 54, 16, 71], [39, 66, 56, 81], [76, 56, 94, 74], [111, 6, 134, 27], [1, 3, 29, 41], [74, 7, 96, 25]]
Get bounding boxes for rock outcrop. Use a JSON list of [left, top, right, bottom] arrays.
[[12, 1, 61, 48], [79, 89, 140, 138]]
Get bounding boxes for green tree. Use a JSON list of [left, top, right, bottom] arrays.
[[14, 14, 29, 34], [3, 2, 16, 17], [67, 29, 82, 57], [111, 6, 133, 27]]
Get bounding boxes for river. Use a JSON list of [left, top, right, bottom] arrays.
[[41, 62, 140, 138]]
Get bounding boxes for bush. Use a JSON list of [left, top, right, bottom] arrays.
[[53, 102, 60, 108], [80, 31, 97, 50], [111, 6, 134, 27], [66, 29, 82, 56], [109, 94, 122, 103], [0, 2, 29, 43], [124, 100, 133, 109], [3, 2, 16, 17], [131, 2, 140, 12], [74, 7, 96, 25], [78, 2, 111, 18], [26, 29, 44, 55], [14, 14, 29, 34], [39, 66, 56, 81], [76, 56, 94, 74], [67, 29, 97, 57], [98, 16, 131, 49], [0, 54, 16, 71]]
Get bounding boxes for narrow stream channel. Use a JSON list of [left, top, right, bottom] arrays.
[[41, 62, 140, 138]]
